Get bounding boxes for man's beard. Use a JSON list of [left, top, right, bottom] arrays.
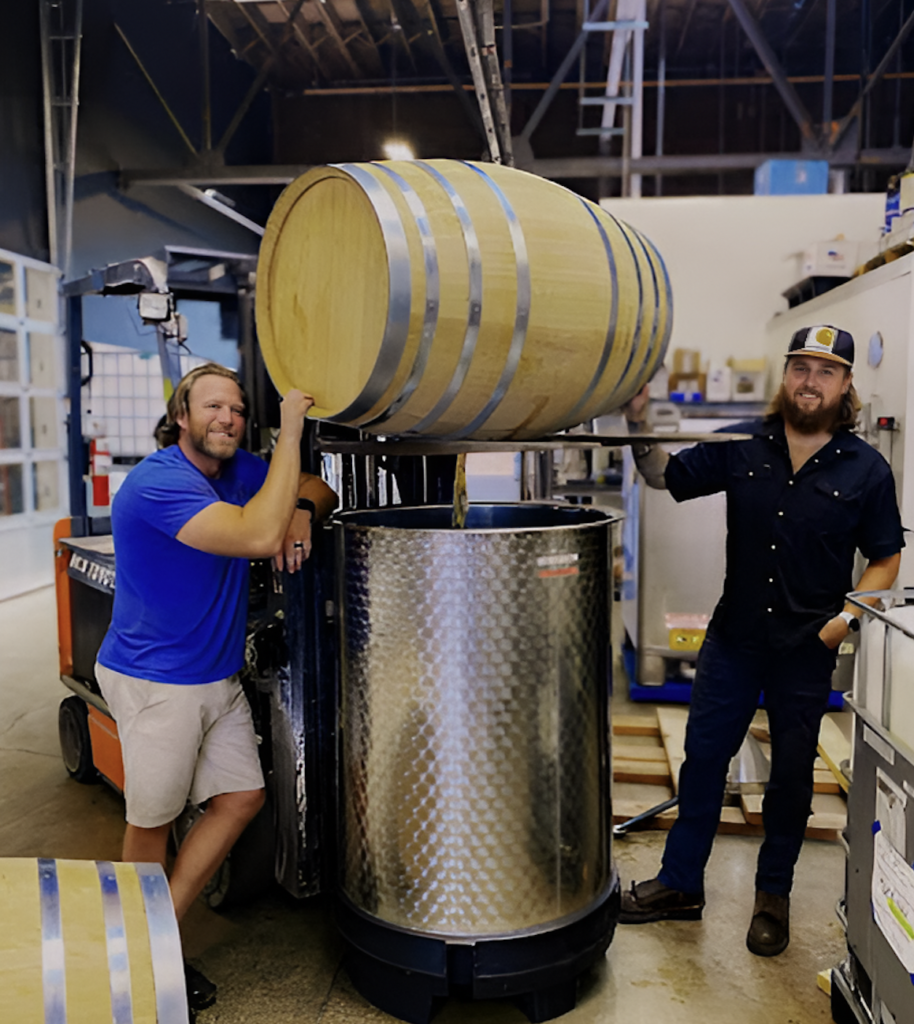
[[188, 420, 240, 460], [777, 384, 842, 434]]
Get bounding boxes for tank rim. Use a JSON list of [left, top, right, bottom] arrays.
[[333, 501, 618, 535]]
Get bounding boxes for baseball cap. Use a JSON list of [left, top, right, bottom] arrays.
[[786, 325, 854, 367]]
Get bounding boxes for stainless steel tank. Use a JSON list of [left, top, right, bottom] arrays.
[[334, 503, 619, 1024]]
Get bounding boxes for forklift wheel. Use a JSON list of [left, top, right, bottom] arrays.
[[59, 696, 99, 784]]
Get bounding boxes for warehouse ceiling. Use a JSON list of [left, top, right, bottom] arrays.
[[183, 0, 914, 194], [204, 0, 898, 92], [56, 0, 914, 268]]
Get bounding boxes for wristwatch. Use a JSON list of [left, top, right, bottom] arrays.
[[296, 497, 316, 517], [838, 611, 860, 632]]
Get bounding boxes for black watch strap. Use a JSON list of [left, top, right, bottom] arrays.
[[296, 497, 316, 516], [839, 610, 860, 632]]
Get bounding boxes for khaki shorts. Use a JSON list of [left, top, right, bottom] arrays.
[[95, 664, 265, 829]]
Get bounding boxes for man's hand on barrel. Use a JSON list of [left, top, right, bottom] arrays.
[[279, 388, 315, 441], [622, 384, 651, 427], [272, 389, 316, 573]]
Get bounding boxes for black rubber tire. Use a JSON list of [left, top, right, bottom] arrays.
[[58, 696, 99, 784], [173, 794, 276, 910]]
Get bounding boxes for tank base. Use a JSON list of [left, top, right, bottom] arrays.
[[336, 870, 621, 1024]]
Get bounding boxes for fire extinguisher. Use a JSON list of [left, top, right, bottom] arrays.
[[89, 438, 111, 508]]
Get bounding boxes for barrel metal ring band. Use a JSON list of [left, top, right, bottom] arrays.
[[96, 862, 134, 1024], [39, 858, 66, 1024], [407, 161, 484, 435], [327, 164, 412, 423], [562, 200, 621, 425], [648, 239, 674, 372], [444, 162, 531, 439], [137, 864, 187, 1024], [630, 228, 663, 379], [358, 163, 441, 428], [602, 209, 645, 403]]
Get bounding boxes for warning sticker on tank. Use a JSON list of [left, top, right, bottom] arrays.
[[537, 553, 579, 578]]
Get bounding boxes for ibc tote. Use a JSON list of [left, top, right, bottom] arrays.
[[256, 159, 672, 440]]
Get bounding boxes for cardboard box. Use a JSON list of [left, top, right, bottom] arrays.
[[671, 348, 701, 375], [668, 371, 705, 402], [729, 358, 766, 401], [802, 239, 858, 278], [754, 159, 829, 196]]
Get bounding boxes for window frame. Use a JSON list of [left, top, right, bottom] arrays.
[[0, 247, 65, 529]]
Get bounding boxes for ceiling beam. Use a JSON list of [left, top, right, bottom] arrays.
[[118, 146, 911, 188], [345, 0, 386, 77], [726, 0, 815, 142], [531, 147, 911, 178], [829, 5, 914, 151], [268, 0, 332, 81], [217, 0, 314, 154], [312, 0, 365, 79], [675, 0, 699, 59]]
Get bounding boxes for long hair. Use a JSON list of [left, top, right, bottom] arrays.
[[154, 363, 249, 448], [765, 359, 861, 431]]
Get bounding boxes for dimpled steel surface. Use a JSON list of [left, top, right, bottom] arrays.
[[337, 505, 613, 938]]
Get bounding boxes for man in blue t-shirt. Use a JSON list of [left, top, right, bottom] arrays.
[[96, 363, 337, 1010]]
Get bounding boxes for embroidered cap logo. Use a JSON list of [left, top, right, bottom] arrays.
[[813, 326, 837, 351]]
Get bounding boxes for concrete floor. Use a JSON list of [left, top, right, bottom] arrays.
[[0, 585, 845, 1023]]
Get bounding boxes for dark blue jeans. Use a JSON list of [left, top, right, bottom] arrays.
[[657, 631, 836, 898]]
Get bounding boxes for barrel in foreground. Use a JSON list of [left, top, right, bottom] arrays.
[[0, 858, 187, 1024], [256, 159, 672, 441]]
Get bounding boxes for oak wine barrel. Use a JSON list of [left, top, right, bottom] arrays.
[[0, 859, 187, 1024], [256, 159, 672, 441]]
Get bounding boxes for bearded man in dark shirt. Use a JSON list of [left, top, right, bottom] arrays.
[[619, 325, 903, 957]]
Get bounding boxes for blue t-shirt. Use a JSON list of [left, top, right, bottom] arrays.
[[98, 445, 269, 685]]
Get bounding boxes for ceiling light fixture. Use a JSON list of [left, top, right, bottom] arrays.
[[383, 141, 415, 161]]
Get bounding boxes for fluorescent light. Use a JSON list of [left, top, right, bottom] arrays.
[[383, 141, 415, 161]]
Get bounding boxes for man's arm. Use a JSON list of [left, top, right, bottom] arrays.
[[274, 471, 340, 571], [622, 384, 669, 490], [818, 552, 902, 649], [176, 390, 313, 559]]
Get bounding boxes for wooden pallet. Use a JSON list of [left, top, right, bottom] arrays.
[[611, 708, 849, 840]]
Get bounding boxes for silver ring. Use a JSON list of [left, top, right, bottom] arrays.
[[293, 541, 304, 549]]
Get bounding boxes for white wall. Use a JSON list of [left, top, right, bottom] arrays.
[[600, 194, 885, 372]]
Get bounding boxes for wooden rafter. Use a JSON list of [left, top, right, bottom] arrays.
[[344, 0, 386, 76], [312, 0, 366, 78], [272, 0, 333, 80]]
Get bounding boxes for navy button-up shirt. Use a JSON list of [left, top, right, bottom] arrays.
[[665, 416, 904, 650]]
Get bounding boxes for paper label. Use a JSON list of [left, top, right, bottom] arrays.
[[871, 827, 914, 976]]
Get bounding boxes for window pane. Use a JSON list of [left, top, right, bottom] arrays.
[[0, 463, 24, 515], [33, 460, 59, 511], [30, 396, 58, 448], [0, 329, 18, 382], [0, 396, 21, 448], [0, 261, 15, 316], [25, 267, 56, 322], [28, 332, 57, 388]]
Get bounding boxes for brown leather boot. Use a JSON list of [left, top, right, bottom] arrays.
[[619, 877, 705, 924], [746, 890, 790, 956]]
